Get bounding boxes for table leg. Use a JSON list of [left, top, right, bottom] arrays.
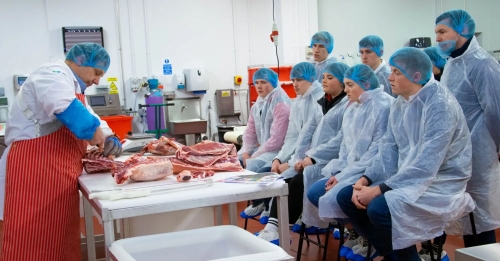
[[83, 196, 96, 261], [103, 219, 116, 261], [121, 218, 131, 238], [277, 195, 291, 254], [229, 202, 238, 226], [215, 205, 223, 225]]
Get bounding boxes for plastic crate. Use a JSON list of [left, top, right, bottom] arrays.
[[100, 115, 133, 140]]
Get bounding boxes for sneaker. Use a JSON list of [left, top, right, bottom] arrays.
[[419, 248, 449, 261], [259, 210, 270, 224], [255, 229, 292, 246], [348, 237, 377, 261], [240, 202, 265, 219], [340, 234, 362, 257], [333, 228, 349, 239]]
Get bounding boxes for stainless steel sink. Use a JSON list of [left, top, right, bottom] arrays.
[[168, 120, 208, 135]]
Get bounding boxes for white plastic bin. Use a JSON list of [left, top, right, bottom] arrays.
[[109, 225, 293, 261]]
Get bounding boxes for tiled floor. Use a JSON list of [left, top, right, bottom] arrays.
[[1, 201, 500, 260]]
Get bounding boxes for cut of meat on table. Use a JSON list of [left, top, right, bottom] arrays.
[[176, 170, 214, 182], [82, 148, 124, 174], [113, 155, 173, 184], [171, 140, 243, 173], [177, 170, 192, 182], [140, 137, 183, 156]]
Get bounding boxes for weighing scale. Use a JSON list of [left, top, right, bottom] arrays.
[[121, 133, 157, 154]]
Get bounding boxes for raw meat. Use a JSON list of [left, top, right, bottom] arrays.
[[140, 137, 183, 156], [176, 170, 192, 182], [175, 170, 214, 182], [176, 141, 236, 167], [171, 140, 243, 173], [113, 155, 173, 184], [82, 148, 124, 174]]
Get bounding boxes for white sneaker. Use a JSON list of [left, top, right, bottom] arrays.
[[255, 229, 292, 245], [240, 202, 265, 218], [340, 236, 362, 257], [348, 237, 377, 261], [419, 249, 449, 261], [259, 210, 270, 224]]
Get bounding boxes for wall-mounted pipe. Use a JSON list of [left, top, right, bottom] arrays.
[[143, 0, 152, 77], [127, 0, 137, 77], [114, 0, 127, 108]]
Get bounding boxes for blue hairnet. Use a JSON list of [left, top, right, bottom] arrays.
[[66, 43, 111, 72], [310, 31, 334, 54], [359, 35, 384, 57], [344, 64, 379, 90], [253, 68, 278, 88], [423, 47, 446, 70], [389, 47, 432, 84], [290, 62, 316, 83], [436, 9, 476, 39], [322, 62, 350, 84]]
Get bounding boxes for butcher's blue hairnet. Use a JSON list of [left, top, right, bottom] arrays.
[[322, 62, 350, 84], [436, 9, 476, 39], [389, 47, 432, 85], [344, 64, 379, 91], [359, 35, 384, 57], [423, 47, 447, 70], [66, 43, 110, 72], [290, 62, 316, 83], [253, 68, 278, 88], [310, 31, 334, 54]]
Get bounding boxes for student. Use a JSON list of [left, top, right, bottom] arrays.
[[336, 47, 474, 261], [435, 9, 500, 247], [359, 35, 394, 97], [240, 63, 322, 222], [255, 62, 350, 244], [423, 46, 446, 81], [238, 68, 291, 173], [310, 31, 337, 81], [306, 64, 394, 259]]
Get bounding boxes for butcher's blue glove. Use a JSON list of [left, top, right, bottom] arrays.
[[103, 135, 123, 157]]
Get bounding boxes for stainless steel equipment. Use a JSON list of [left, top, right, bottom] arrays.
[[86, 93, 122, 116], [215, 89, 240, 117], [163, 97, 207, 145]]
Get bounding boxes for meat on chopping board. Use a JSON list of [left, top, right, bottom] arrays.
[[140, 137, 183, 156], [113, 155, 173, 184], [82, 148, 124, 174]]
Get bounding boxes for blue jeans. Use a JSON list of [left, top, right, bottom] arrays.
[[336, 185, 420, 261], [307, 178, 328, 207]]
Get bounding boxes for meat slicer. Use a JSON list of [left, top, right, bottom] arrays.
[[121, 133, 157, 154]]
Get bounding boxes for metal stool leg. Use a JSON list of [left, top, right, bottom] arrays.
[[428, 239, 436, 261], [337, 224, 344, 261], [470, 212, 479, 246], [365, 243, 372, 261], [296, 222, 306, 261], [322, 224, 332, 261], [243, 200, 250, 230]]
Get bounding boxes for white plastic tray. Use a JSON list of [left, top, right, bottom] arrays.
[[109, 225, 293, 261]]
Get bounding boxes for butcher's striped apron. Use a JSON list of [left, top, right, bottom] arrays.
[[1, 94, 88, 261]]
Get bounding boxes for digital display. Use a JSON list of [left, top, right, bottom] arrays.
[[17, 77, 27, 86], [89, 96, 106, 107]]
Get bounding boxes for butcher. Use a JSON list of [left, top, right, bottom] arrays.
[[0, 43, 122, 261]]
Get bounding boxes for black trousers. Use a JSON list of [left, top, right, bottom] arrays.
[[268, 170, 304, 224]]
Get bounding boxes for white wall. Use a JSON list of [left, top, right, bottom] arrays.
[[317, 0, 500, 64], [1, 0, 317, 137]]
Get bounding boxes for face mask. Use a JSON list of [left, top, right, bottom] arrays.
[[437, 33, 460, 58]]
